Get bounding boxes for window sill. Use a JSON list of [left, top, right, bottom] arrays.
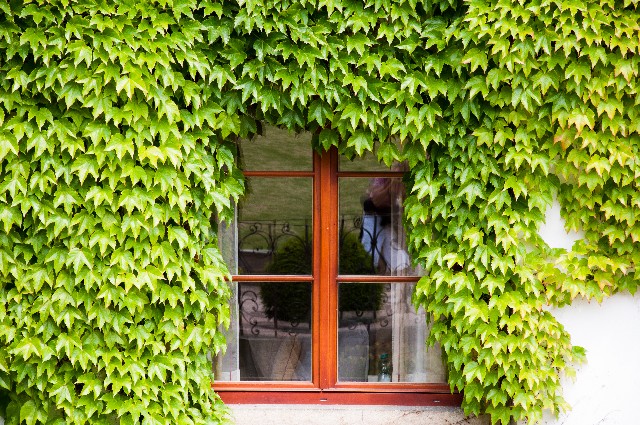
[[215, 387, 461, 406]]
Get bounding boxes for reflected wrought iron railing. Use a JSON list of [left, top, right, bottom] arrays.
[[237, 219, 312, 275], [236, 215, 395, 336]]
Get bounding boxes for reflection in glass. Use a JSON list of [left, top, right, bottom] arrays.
[[214, 281, 312, 382], [339, 174, 421, 276], [231, 177, 312, 275], [337, 283, 445, 383], [240, 125, 312, 171], [218, 218, 238, 275], [339, 139, 404, 172]]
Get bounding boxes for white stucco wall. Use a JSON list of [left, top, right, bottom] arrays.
[[528, 201, 640, 425], [229, 405, 488, 425], [539, 294, 640, 425]]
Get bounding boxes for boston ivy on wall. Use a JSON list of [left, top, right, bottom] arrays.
[[0, 1, 241, 424], [0, 0, 638, 424]]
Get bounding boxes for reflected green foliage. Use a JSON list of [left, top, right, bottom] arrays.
[[260, 282, 312, 325], [261, 235, 381, 323], [262, 238, 313, 324], [267, 238, 314, 276]]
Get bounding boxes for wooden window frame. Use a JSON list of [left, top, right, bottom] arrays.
[[214, 147, 458, 406]]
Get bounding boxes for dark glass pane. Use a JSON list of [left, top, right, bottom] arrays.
[[337, 283, 445, 383], [237, 177, 313, 275], [338, 177, 420, 276], [214, 281, 312, 382], [240, 125, 312, 171]]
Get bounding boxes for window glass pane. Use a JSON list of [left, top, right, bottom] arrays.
[[238, 177, 313, 275], [213, 280, 240, 380], [338, 177, 421, 276], [218, 217, 238, 275], [337, 283, 445, 383], [240, 125, 312, 171], [214, 281, 312, 382], [339, 140, 403, 172]]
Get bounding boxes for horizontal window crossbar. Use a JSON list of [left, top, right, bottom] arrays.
[[231, 275, 313, 282]]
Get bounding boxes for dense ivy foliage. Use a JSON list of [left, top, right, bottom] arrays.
[[0, 1, 241, 424], [1, 0, 638, 424], [410, 1, 640, 423]]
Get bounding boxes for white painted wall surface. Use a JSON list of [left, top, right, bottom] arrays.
[[538, 200, 584, 251], [0, 406, 488, 425], [229, 405, 488, 425], [539, 294, 640, 425], [528, 200, 640, 425]]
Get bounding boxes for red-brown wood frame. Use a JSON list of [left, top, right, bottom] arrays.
[[214, 147, 457, 405]]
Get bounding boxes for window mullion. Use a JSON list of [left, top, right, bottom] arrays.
[[316, 147, 338, 389]]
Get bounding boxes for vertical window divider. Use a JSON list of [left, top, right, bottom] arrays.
[[311, 150, 322, 389], [317, 147, 339, 389]]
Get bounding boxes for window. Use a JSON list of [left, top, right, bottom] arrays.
[[213, 127, 458, 405]]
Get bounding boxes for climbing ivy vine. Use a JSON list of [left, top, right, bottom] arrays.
[[0, 0, 638, 424], [411, 1, 640, 422], [0, 1, 241, 424]]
